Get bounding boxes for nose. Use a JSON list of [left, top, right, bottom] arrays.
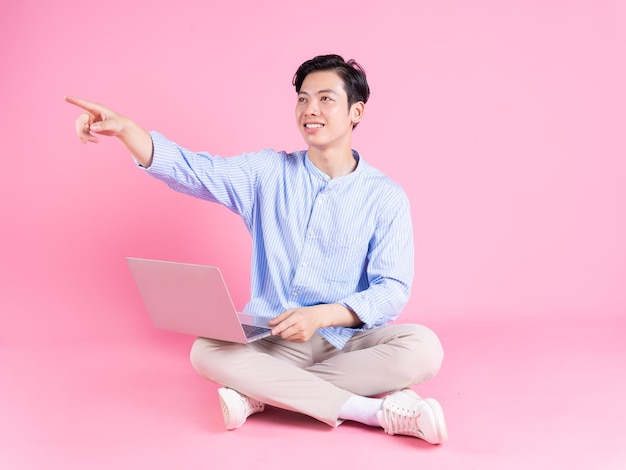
[[304, 99, 319, 116]]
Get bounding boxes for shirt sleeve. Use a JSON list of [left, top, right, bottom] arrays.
[[138, 131, 271, 227], [339, 186, 414, 329]]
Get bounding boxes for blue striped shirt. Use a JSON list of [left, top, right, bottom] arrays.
[[142, 131, 414, 349]]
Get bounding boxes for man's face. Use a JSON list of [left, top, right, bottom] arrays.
[[295, 70, 363, 153]]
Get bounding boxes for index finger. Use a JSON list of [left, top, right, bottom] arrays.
[[268, 309, 293, 326], [64, 95, 103, 115]]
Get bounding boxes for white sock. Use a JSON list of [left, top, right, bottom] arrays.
[[338, 395, 384, 427]]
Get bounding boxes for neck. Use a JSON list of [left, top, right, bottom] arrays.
[[307, 145, 357, 179]]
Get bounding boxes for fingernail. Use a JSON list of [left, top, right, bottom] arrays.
[[91, 124, 100, 131]]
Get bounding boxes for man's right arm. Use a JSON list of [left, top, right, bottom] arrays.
[[64, 96, 154, 167], [66, 95, 268, 223]]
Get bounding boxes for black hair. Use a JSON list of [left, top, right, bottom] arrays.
[[292, 54, 370, 109]]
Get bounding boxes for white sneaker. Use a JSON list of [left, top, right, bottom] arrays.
[[217, 387, 265, 430], [377, 389, 448, 444]]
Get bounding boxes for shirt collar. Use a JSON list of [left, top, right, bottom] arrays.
[[303, 150, 362, 187]]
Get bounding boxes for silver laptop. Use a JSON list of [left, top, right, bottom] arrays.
[[126, 257, 272, 343]]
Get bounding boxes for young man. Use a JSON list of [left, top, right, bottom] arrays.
[[65, 54, 448, 444]]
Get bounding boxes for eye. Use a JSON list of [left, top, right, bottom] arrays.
[[320, 96, 333, 101], [297, 96, 307, 103]]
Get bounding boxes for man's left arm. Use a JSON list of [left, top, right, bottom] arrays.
[[339, 188, 415, 329]]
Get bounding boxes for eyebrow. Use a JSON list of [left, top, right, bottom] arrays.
[[298, 89, 340, 96]]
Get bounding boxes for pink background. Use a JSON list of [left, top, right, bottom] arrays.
[[2, 1, 625, 469]]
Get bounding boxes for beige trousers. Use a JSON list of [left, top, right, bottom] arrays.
[[189, 323, 444, 427]]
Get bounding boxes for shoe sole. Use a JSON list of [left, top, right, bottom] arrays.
[[424, 398, 448, 444], [217, 388, 237, 430]]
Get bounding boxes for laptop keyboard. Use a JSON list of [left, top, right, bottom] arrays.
[[242, 323, 271, 339]]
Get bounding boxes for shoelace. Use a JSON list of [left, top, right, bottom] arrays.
[[384, 404, 424, 436], [242, 396, 264, 414]]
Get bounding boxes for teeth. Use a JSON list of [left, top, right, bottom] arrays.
[[305, 123, 324, 128]]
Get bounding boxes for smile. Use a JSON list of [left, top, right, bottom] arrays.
[[304, 123, 324, 129]]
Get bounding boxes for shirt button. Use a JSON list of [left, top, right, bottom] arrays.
[[301, 262, 308, 268]]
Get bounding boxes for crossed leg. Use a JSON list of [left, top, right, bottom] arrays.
[[189, 323, 444, 427]]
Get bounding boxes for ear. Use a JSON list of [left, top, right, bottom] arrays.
[[350, 101, 365, 126]]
